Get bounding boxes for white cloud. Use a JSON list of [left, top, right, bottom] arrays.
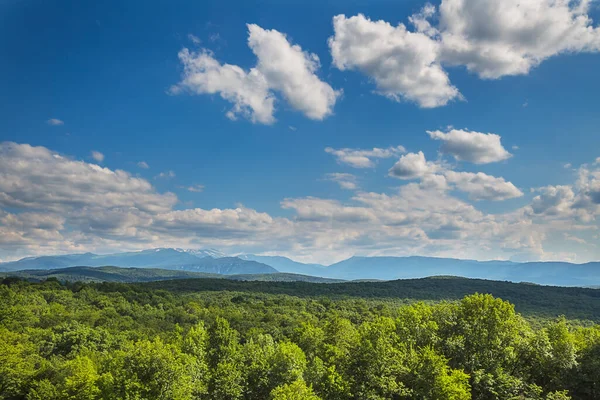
[[389, 148, 522, 200], [388, 151, 441, 179], [91, 151, 104, 162], [186, 184, 204, 193], [427, 128, 512, 164], [444, 171, 523, 201], [153, 206, 277, 236], [172, 24, 339, 123], [248, 24, 340, 120], [324, 173, 358, 190], [187, 33, 201, 44], [137, 161, 150, 169], [282, 197, 375, 222], [326, 145, 406, 168], [530, 185, 577, 216], [329, 13, 461, 108], [328, 1, 600, 108], [527, 163, 600, 222], [47, 118, 64, 126], [171, 49, 276, 124], [437, 0, 600, 79], [0, 142, 176, 214]]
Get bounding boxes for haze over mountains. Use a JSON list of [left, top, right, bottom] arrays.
[[1, 248, 599, 287]]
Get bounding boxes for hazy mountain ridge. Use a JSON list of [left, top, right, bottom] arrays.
[[238, 254, 327, 276], [0, 249, 276, 275], [324, 256, 600, 286], [2, 250, 600, 286]]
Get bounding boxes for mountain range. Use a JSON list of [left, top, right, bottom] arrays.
[[1, 248, 599, 287], [0, 249, 275, 275]]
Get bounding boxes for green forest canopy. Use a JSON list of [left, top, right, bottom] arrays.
[[1, 278, 599, 399]]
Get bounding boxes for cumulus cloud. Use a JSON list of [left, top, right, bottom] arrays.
[[389, 149, 521, 200], [0, 142, 291, 260], [91, 151, 104, 162], [324, 173, 358, 190], [574, 164, 600, 209], [0, 142, 176, 214], [388, 151, 441, 179], [47, 118, 64, 126], [329, 1, 600, 107], [427, 128, 512, 164], [171, 24, 339, 123], [171, 49, 275, 124], [444, 171, 523, 201], [437, 0, 600, 79], [329, 13, 460, 108], [326, 145, 406, 168], [527, 161, 600, 223], [247, 24, 340, 120]]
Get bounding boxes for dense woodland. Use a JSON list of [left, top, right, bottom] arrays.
[[1, 278, 600, 399]]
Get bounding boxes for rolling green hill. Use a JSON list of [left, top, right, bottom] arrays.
[[138, 275, 600, 322]]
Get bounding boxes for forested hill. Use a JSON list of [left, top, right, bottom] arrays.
[[1, 278, 599, 399], [0, 266, 342, 283], [137, 276, 600, 322]]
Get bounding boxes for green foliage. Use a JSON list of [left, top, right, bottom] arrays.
[[0, 278, 598, 399], [270, 379, 321, 400]]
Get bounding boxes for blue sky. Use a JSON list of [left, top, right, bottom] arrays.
[[1, 0, 600, 264]]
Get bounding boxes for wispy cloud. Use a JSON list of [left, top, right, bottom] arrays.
[[155, 170, 176, 179], [47, 118, 64, 126], [187, 33, 201, 44], [324, 173, 358, 190], [91, 151, 104, 162], [186, 184, 204, 193]]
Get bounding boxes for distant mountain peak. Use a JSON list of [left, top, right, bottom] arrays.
[[175, 248, 227, 259]]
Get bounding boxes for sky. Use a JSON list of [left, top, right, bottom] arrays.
[[1, 0, 600, 264]]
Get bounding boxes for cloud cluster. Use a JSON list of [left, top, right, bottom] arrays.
[[438, 0, 600, 78], [329, 13, 460, 108], [328, 0, 600, 107], [388, 150, 522, 201], [0, 140, 597, 264], [0, 143, 176, 214], [172, 24, 339, 123]]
